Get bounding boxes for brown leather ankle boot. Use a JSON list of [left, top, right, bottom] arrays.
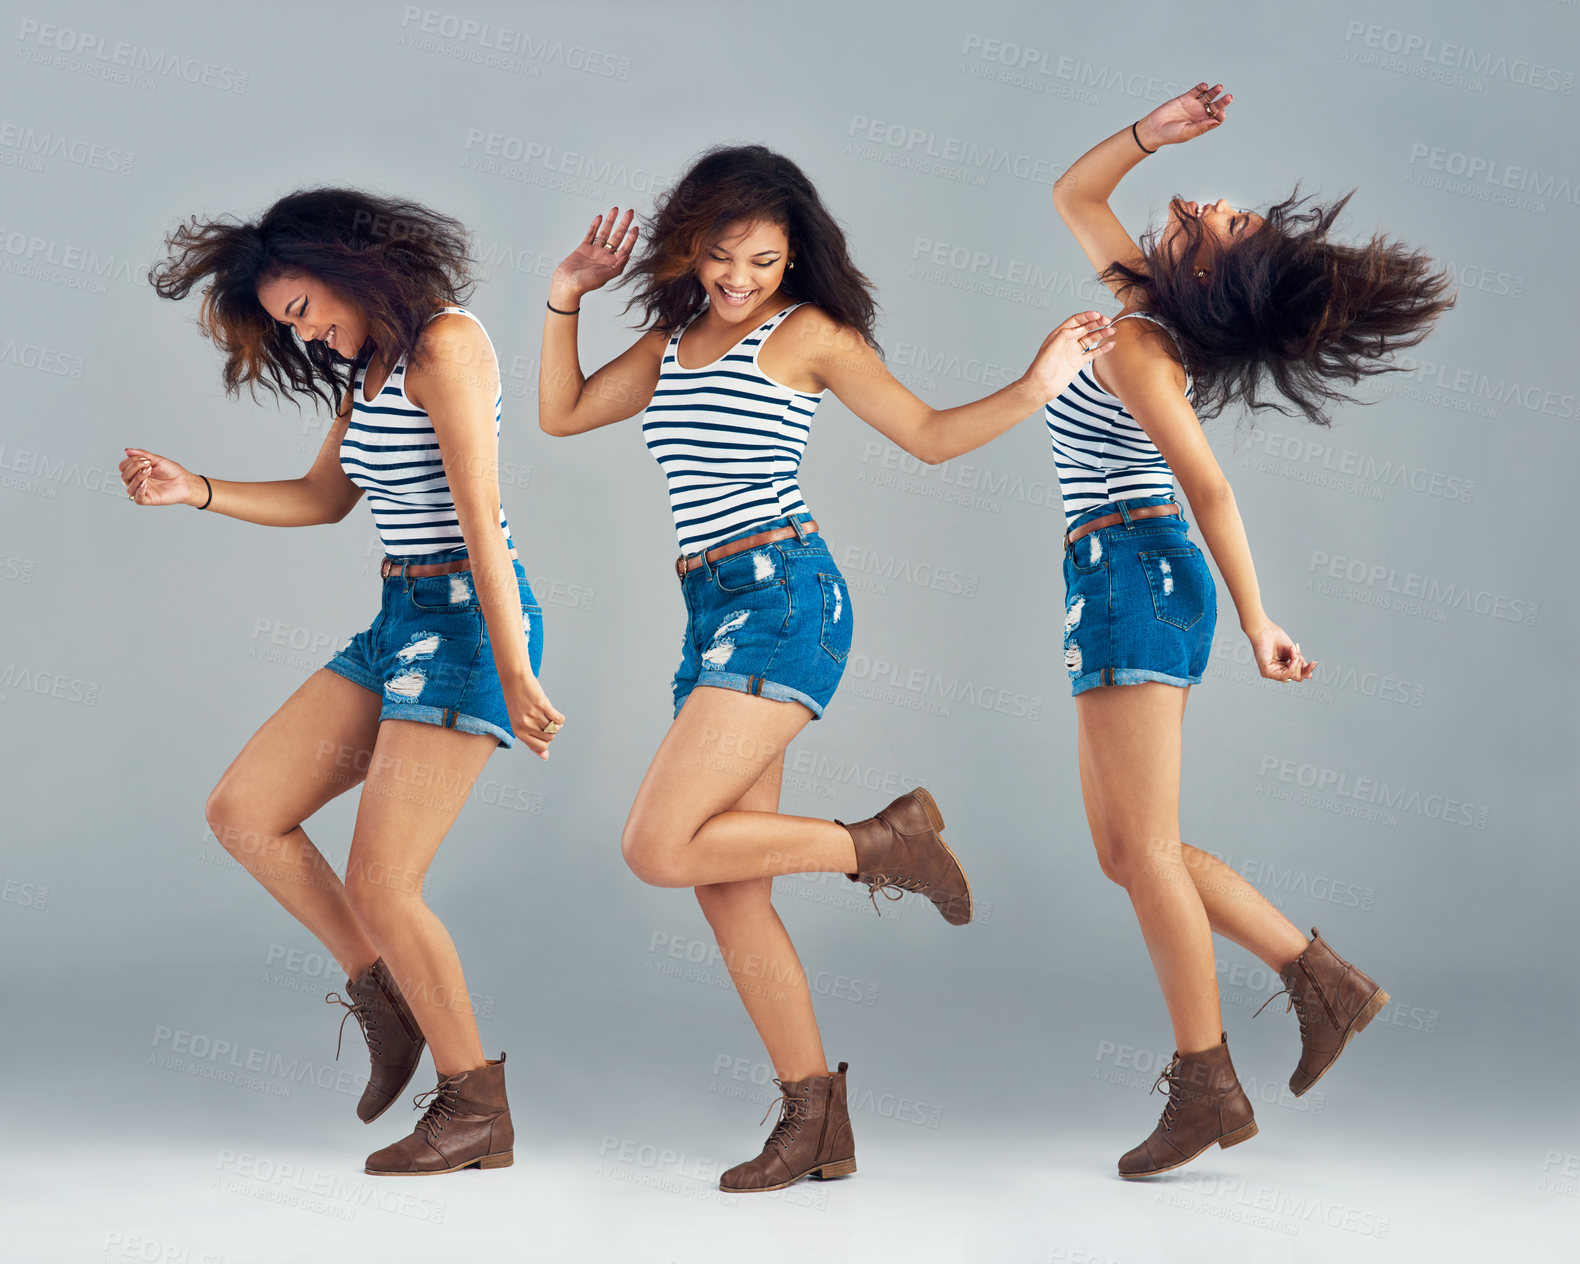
[[1257, 926, 1390, 1096], [1117, 1032, 1257, 1178], [836, 788, 972, 925], [719, 1061, 857, 1192], [325, 957, 427, 1123], [364, 1052, 514, 1176]]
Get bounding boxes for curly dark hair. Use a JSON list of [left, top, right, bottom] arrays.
[[148, 187, 477, 412], [1101, 187, 1455, 426], [617, 143, 881, 351]]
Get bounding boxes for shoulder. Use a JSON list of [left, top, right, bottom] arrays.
[[415, 310, 494, 363], [1091, 314, 1187, 397], [779, 303, 870, 365]]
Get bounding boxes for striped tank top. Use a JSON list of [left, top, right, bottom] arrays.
[[339, 306, 514, 557], [1043, 311, 1194, 526], [642, 301, 823, 553]]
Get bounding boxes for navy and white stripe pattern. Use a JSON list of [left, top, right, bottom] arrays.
[[339, 305, 514, 556], [1043, 312, 1195, 526], [642, 302, 823, 553]]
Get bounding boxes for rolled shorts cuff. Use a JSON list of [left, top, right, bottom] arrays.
[[323, 661, 515, 748], [384, 702, 516, 749], [676, 672, 826, 720], [1069, 666, 1202, 696]]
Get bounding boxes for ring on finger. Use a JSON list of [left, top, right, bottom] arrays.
[[542, 720, 562, 734]]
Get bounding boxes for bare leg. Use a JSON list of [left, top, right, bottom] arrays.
[[1175, 844, 1310, 971], [1078, 689, 1308, 972], [622, 687, 858, 888], [1075, 682, 1220, 1053], [204, 668, 384, 978], [343, 718, 498, 1077], [695, 749, 829, 1082]]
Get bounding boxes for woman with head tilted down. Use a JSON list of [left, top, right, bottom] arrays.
[[125, 190, 564, 1175], [539, 145, 1114, 1192], [1046, 84, 1453, 1176]]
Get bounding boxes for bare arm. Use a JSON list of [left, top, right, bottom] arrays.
[[538, 206, 663, 436], [795, 307, 1115, 466], [1096, 323, 1313, 682], [121, 388, 365, 525], [409, 315, 565, 755], [538, 318, 665, 436]]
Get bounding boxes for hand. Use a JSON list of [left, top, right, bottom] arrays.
[[1136, 82, 1233, 149], [1019, 311, 1115, 402], [503, 673, 566, 761], [550, 206, 638, 303], [1246, 619, 1315, 684], [120, 447, 201, 507]]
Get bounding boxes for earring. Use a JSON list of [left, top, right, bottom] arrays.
[[1192, 267, 1208, 279], [787, 260, 795, 269]]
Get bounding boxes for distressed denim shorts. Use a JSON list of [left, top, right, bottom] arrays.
[[323, 546, 545, 749], [671, 512, 853, 720], [1061, 494, 1217, 696]]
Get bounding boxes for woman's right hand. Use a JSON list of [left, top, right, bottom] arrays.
[[549, 206, 639, 304], [1020, 311, 1116, 402], [120, 447, 201, 507], [1136, 82, 1233, 150]]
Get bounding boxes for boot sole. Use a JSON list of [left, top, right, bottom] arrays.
[[1117, 1119, 1259, 1179], [720, 1156, 857, 1192], [908, 787, 973, 927], [1291, 986, 1389, 1097], [364, 1149, 513, 1176], [359, 1038, 429, 1125]]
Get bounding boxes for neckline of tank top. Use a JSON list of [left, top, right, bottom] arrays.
[[1082, 311, 1193, 397], [670, 300, 805, 373], [356, 306, 481, 407]]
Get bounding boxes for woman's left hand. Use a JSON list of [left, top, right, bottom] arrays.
[[1136, 82, 1233, 149], [1246, 619, 1316, 684], [503, 673, 566, 760]]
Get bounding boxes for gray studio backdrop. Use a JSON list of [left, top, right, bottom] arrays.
[[2, 1, 1575, 1261]]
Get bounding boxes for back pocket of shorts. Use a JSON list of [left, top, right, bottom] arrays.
[[1138, 548, 1207, 630], [817, 573, 852, 662]]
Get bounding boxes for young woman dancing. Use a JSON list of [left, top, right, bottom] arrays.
[[125, 188, 564, 1175], [1046, 83, 1453, 1176], [539, 144, 1114, 1192]]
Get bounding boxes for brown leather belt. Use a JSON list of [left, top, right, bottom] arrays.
[[1064, 503, 1180, 550], [381, 547, 519, 579], [676, 519, 819, 577]]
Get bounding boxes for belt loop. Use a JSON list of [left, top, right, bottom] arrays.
[[788, 514, 809, 544], [1116, 499, 1135, 527]]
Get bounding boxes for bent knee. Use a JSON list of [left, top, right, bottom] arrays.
[[1103, 835, 1180, 889], [620, 823, 691, 888], [344, 857, 426, 927], [205, 781, 263, 856]]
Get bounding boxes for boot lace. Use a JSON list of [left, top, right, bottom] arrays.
[[1253, 983, 1310, 1045], [325, 991, 381, 1060], [1149, 1055, 1184, 1133], [854, 872, 930, 915], [410, 1072, 467, 1139], [757, 1081, 811, 1153]]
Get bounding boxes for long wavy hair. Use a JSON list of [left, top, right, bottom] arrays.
[[148, 187, 477, 412], [1102, 187, 1455, 426], [617, 143, 881, 351]]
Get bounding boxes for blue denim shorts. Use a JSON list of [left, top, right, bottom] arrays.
[[1061, 495, 1217, 696], [671, 512, 853, 720], [323, 546, 545, 749]]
